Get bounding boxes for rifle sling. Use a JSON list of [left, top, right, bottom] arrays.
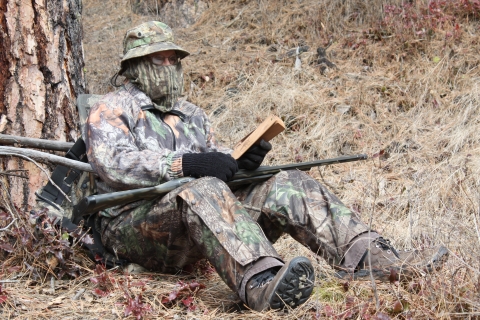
[[38, 138, 88, 205]]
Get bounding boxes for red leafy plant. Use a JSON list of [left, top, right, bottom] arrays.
[[161, 280, 206, 311], [123, 292, 151, 319], [90, 264, 117, 297], [0, 284, 8, 304], [351, 0, 476, 54], [92, 267, 153, 319], [119, 277, 152, 319]]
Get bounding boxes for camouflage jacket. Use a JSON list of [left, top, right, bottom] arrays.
[[85, 82, 230, 195]]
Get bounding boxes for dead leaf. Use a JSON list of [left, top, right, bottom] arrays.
[[83, 292, 94, 303], [47, 295, 65, 307], [46, 256, 59, 270], [392, 301, 403, 313], [0, 242, 15, 253]]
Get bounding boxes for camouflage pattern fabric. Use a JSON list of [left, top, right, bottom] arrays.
[[235, 170, 370, 266], [99, 170, 369, 294], [122, 59, 184, 112], [100, 177, 281, 293], [85, 81, 229, 194], [121, 21, 189, 68]]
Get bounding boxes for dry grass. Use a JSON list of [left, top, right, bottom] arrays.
[[1, 0, 480, 318]]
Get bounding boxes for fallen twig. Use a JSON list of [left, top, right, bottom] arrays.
[[0, 218, 17, 231], [72, 288, 86, 300], [368, 163, 380, 311], [0, 134, 74, 152], [0, 146, 93, 172]]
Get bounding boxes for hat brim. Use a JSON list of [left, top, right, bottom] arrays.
[[121, 41, 190, 62]]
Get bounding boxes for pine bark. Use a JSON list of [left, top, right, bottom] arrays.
[[0, 0, 85, 210]]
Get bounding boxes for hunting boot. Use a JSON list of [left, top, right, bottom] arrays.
[[395, 245, 449, 272], [245, 256, 315, 311], [336, 237, 449, 281]]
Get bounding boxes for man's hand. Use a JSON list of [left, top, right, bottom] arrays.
[[182, 152, 238, 182], [237, 139, 272, 170]]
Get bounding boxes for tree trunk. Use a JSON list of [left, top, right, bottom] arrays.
[[0, 0, 85, 210]]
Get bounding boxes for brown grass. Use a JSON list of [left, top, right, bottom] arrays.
[[2, 0, 480, 318]]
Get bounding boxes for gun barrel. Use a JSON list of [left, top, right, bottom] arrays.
[[73, 154, 367, 218], [233, 153, 368, 179]]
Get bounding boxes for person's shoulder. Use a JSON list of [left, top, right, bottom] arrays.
[[174, 99, 207, 118], [95, 86, 131, 106], [91, 85, 145, 121]]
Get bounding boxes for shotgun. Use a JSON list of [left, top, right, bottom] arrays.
[[72, 154, 367, 218]]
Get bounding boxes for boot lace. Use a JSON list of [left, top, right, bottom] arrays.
[[373, 237, 400, 258]]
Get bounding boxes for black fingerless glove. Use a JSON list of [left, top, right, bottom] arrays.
[[182, 152, 238, 182], [237, 139, 272, 170]]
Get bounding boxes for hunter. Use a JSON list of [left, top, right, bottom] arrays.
[[84, 21, 448, 311]]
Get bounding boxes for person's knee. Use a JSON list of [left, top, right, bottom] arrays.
[[196, 176, 229, 188], [185, 176, 231, 194], [277, 169, 309, 180]]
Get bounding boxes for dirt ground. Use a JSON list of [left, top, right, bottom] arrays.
[[2, 0, 480, 318]]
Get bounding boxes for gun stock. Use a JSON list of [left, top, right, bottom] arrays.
[[72, 177, 195, 219], [73, 154, 367, 218]]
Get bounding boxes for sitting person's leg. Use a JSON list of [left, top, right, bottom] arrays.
[[100, 176, 315, 311], [176, 177, 315, 311], [236, 170, 448, 280], [99, 192, 204, 273]]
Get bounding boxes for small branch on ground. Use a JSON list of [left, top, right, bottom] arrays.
[[368, 164, 380, 311], [0, 218, 17, 231]]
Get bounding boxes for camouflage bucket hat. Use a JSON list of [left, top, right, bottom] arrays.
[[121, 21, 190, 63]]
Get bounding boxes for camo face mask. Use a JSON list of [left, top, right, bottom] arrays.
[[122, 58, 184, 112]]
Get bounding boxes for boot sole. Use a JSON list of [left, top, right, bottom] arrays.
[[334, 245, 449, 281], [266, 256, 315, 309]]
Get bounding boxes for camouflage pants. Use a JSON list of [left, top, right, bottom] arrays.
[[100, 170, 369, 295]]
